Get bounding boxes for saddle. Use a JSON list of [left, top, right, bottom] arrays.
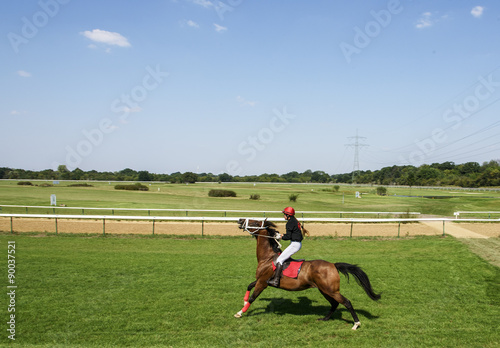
[[272, 257, 305, 279]]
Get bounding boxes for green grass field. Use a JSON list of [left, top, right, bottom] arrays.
[[1, 181, 499, 346], [1, 180, 499, 217], [2, 233, 499, 347]]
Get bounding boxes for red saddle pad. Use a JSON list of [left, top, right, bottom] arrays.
[[272, 260, 304, 279]]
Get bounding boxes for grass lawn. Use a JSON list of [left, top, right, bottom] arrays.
[[2, 233, 499, 347], [0, 180, 499, 217]]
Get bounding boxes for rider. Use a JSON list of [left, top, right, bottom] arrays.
[[267, 207, 305, 288]]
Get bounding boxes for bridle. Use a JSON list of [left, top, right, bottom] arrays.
[[241, 218, 267, 234], [241, 218, 282, 248]]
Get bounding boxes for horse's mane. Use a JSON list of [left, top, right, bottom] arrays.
[[247, 220, 281, 253], [264, 220, 282, 253], [264, 220, 277, 228]]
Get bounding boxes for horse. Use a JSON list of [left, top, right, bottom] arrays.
[[234, 218, 381, 330]]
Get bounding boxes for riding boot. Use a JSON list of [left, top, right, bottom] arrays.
[[267, 263, 283, 288]]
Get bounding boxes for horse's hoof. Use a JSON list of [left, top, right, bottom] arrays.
[[352, 321, 361, 330], [234, 312, 242, 318]]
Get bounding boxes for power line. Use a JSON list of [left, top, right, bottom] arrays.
[[379, 64, 500, 138], [387, 96, 500, 153], [428, 132, 500, 159], [333, 147, 348, 174], [397, 120, 500, 164]]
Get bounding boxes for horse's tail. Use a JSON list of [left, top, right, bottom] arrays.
[[335, 262, 381, 301]]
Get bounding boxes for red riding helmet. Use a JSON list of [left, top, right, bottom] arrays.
[[282, 207, 295, 216]]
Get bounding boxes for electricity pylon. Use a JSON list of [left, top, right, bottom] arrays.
[[345, 130, 368, 183]]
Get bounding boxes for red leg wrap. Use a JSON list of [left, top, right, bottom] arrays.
[[244, 291, 250, 302], [242, 301, 251, 313]]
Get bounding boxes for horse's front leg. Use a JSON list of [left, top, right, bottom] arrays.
[[234, 279, 267, 318], [242, 281, 257, 304]]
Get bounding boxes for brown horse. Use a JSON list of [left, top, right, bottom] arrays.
[[234, 218, 381, 330]]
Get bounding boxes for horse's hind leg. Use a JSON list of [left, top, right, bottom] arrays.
[[332, 292, 361, 330], [318, 290, 339, 321]]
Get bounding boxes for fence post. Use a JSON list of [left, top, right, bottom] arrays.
[[103, 218, 106, 236], [202, 219, 204, 237], [350, 221, 353, 238], [398, 221, 400, 238], [10, 216, 13, 234], [152, 219, 155, 235], [55, 218, 58, 235], [442, 220, 445, 237]]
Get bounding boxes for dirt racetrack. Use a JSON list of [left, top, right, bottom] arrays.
[[1, 217, 498, 238]]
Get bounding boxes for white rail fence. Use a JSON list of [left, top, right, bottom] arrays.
[[1, 213, 498, 237], [0, 205, 420, 218], [454, 211, 500, 219]]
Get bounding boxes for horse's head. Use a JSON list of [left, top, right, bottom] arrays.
[[238, 218, 268, 235]]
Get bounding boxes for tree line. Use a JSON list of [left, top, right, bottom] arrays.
[[0, 159, 499, 187]]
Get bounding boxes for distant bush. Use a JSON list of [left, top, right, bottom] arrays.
[[68, 183, 93, 187], [115, 183, 149, 191], [249, 194, 260, 200], [17, 181, 33, 186], [333, 185, 340, 192], [209, 189, 236, 197], [39, 183, 53, 187], [289, 193, 299, 202], [376, 186, 387, 196]]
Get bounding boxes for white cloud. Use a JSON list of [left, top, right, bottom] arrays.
[[237, 96, 257, 107], [214, 23, 227, 33], [415, 12, 449, 29], [471, 6, 484, 18], [10, 110, 28, 116], [123, 106, 142, 113], [191, 0, 213, 8], [415, 12, 434, 29], [117, 106, 142, 124], [187, 20, 199, 28], [81, 29, 131, 47], [17, 70, 31, 77]]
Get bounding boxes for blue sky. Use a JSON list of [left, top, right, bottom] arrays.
[[1, 0, 499, 176]]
